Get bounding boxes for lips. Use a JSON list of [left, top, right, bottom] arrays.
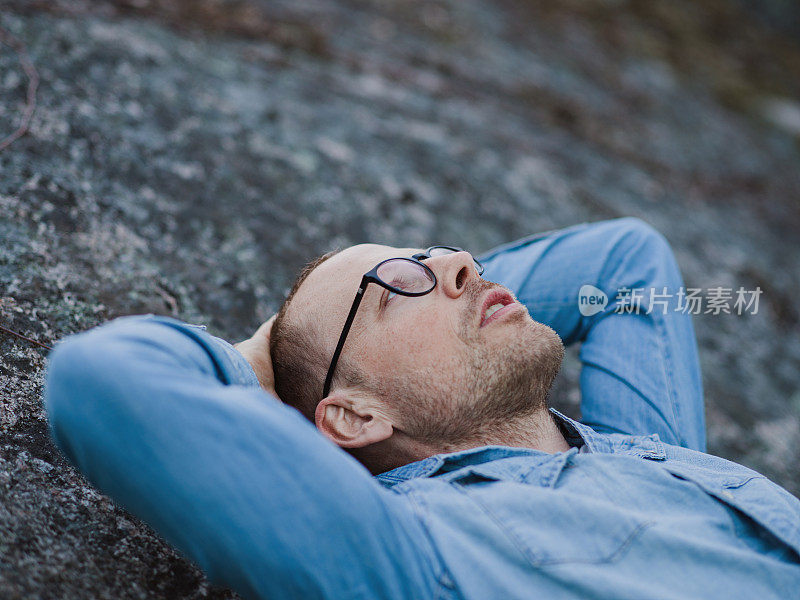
[[479, 288, 517, 327]]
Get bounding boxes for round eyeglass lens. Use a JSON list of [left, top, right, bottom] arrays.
[[376, 259, 435, 293], [427, 246, 484, 274]]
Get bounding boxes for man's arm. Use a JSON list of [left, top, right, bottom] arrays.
[[480, 218, 706, 451], [45, 315, 442, 600]]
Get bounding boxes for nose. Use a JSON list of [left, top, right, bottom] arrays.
[[427, 251, 481, 299]]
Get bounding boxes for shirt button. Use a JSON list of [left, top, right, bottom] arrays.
[[721, 491, 735, 501]]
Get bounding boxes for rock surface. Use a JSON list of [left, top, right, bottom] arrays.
[[1, 0, 799, 598]]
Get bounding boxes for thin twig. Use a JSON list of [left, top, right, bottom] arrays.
[[0, 324, 53, 351], [0, 24, 40, 152]]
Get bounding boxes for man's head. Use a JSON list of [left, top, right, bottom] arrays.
[[270, 244, 564, 471]]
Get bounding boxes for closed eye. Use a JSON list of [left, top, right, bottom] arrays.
[[381, 289, 398, 309], [383, 277, 411, 307], [380, 285, 406, 312]]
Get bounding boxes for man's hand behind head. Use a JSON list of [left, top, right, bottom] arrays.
[[235, 316, 279, 399]]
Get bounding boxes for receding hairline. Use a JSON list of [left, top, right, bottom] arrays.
[[269, 243, 431, 418], [269, 248, 343, 417], [281, 244, 389, 323], [277, 248, 343, 325], [271, 245, 394, 417]]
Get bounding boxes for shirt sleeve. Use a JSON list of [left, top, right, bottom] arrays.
[[45, 315, 443, 600]]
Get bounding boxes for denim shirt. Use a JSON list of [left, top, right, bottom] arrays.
[[377, 413, 800, 599], [46, 316, 800, 600]]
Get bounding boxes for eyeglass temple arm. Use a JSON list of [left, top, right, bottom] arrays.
[[322, 280, 367, 398]]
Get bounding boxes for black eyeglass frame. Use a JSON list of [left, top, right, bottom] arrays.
[[321, 246, 484, 399]]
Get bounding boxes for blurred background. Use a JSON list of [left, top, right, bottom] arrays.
[[1, 0, 799, 597]]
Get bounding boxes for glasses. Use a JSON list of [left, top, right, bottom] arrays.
[[322, 246, 485, 398]]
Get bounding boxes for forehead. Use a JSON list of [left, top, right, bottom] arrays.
[[292, 243, 420, 321]]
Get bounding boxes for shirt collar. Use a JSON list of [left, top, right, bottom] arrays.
[[549, 408, 606, 451], [375, 408, 599, 487]]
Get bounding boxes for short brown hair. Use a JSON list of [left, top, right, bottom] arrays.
[[270, 249, 346, 421]]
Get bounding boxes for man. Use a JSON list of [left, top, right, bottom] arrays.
[[46, 218, 800, 600]]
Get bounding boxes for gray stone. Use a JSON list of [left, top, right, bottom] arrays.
[[2, 0, 800, 597]]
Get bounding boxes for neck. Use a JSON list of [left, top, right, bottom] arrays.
[[436, 408, 571, 454], [358, 408, 571, 475]]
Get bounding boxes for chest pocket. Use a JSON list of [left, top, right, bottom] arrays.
[[446, 464, 652, 567], [661, 462, 800, 559]]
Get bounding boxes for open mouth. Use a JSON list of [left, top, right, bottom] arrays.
[[479, 289, 517, 327]]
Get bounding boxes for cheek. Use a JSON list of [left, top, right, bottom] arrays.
[[378, 305, 461, 366]]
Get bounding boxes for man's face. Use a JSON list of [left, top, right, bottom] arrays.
[[290, 244, 564, 444]]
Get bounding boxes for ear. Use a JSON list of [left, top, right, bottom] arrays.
[[315, 391, 394, 448]]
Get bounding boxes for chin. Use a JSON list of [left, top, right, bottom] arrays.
[[515, 314, 561, 347], [519, 320, 565, 389], [534, 321, 565, 360], [461, 320, 564, 426]]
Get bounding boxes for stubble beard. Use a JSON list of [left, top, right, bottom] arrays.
[[385, 279, 566, 447]]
